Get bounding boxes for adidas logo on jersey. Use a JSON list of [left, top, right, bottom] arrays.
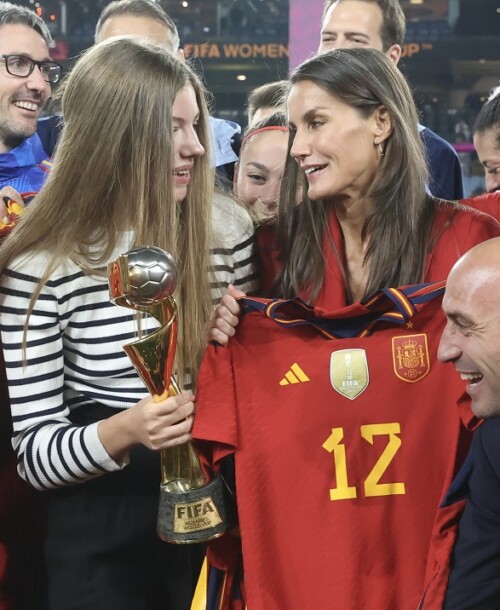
[[279, 363, 310, 386]]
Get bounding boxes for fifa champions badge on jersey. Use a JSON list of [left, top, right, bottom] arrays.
[[330, 349, 369, 400]]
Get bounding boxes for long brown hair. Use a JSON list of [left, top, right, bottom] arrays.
[[0, 37, 214, 382], [277, 47, 435, 302]]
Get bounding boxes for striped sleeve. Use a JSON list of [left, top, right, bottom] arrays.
[[210, 193, 259, 303], [0, 261, 149, 491]]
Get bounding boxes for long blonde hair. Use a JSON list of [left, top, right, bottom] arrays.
[[0, 37, 214, 382]]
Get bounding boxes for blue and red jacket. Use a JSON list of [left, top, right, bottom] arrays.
[[0, 133, 51, 194]]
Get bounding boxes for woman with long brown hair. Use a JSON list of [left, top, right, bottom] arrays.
[[211, 48, 500, 336], [201, 48, 500, 610]]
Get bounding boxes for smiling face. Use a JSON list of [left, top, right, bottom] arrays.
[[473, 128, 500, 194], [288, 80, 384, 204], [319, 0, 401, 63], [438, 243, 500, 418], [234, 129, 288, 220], [172, 84, 205, 203], [0, 24, 52, 152]]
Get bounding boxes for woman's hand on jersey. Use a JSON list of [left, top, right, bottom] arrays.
[[205, 284, 245, 346], [98, 391, 195, 462]]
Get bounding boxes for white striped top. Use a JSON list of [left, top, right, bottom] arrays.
[[0, 207, 257, 491], [210, 192, 258, 301]]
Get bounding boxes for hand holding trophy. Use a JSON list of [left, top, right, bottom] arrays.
[[108, 246, 230, 543]]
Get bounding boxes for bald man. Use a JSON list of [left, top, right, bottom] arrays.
[[439, 237, 500, 419], [438, 237, 500, 609]]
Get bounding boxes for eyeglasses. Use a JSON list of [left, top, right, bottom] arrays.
[[2, 54, 63, 85]]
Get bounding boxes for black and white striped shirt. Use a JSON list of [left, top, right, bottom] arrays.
[[0, 210, 257, 491]]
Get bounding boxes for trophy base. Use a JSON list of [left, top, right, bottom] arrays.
[[157, 474, 230, 544]]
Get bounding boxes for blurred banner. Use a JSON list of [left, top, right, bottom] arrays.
[[401, 0, 449, 20], [288, 0, 324, 70], [288, 0, 452, 71]]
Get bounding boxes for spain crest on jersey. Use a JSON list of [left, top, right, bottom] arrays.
[[392, 333, 430, 383], [330, 349, 369, 400]]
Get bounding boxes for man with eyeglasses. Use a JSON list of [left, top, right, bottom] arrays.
[[0, 1, 61, 237]]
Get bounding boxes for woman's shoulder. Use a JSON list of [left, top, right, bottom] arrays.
[[459, 192, 500, 223], [426, 200, 500, 281], [6, 251, 78, 278], [212, 191, 254, 247], [433, 198, 500, 239], [4, 233, 133, 284]]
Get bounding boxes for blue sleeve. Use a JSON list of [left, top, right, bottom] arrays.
[[421, 127, 464, 200], [36, 115, 63, 158], [443, 418, 500, 609]]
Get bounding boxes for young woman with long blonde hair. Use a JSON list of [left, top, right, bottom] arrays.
[[0, 37, 215, 610]]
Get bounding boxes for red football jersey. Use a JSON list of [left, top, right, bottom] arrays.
[[194, 284, 475, 610], [460, 192, 500, 221]]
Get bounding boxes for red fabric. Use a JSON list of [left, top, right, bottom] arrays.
[[0, 347, 46, 609], [460, 192, 500, 222], [257, 202, 500, 304], [419, 498, 467, 609], [194, 290, 477, 610], [196, 204, 500, 610], [255, 222, 280, 296]]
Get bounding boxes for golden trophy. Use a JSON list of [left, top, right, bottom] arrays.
[[108, 246, 230, 543]]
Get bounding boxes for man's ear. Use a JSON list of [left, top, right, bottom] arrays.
[[385, 43, 401, 65], [176, 48, 185, 62], [233, 162, 240, 195]]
